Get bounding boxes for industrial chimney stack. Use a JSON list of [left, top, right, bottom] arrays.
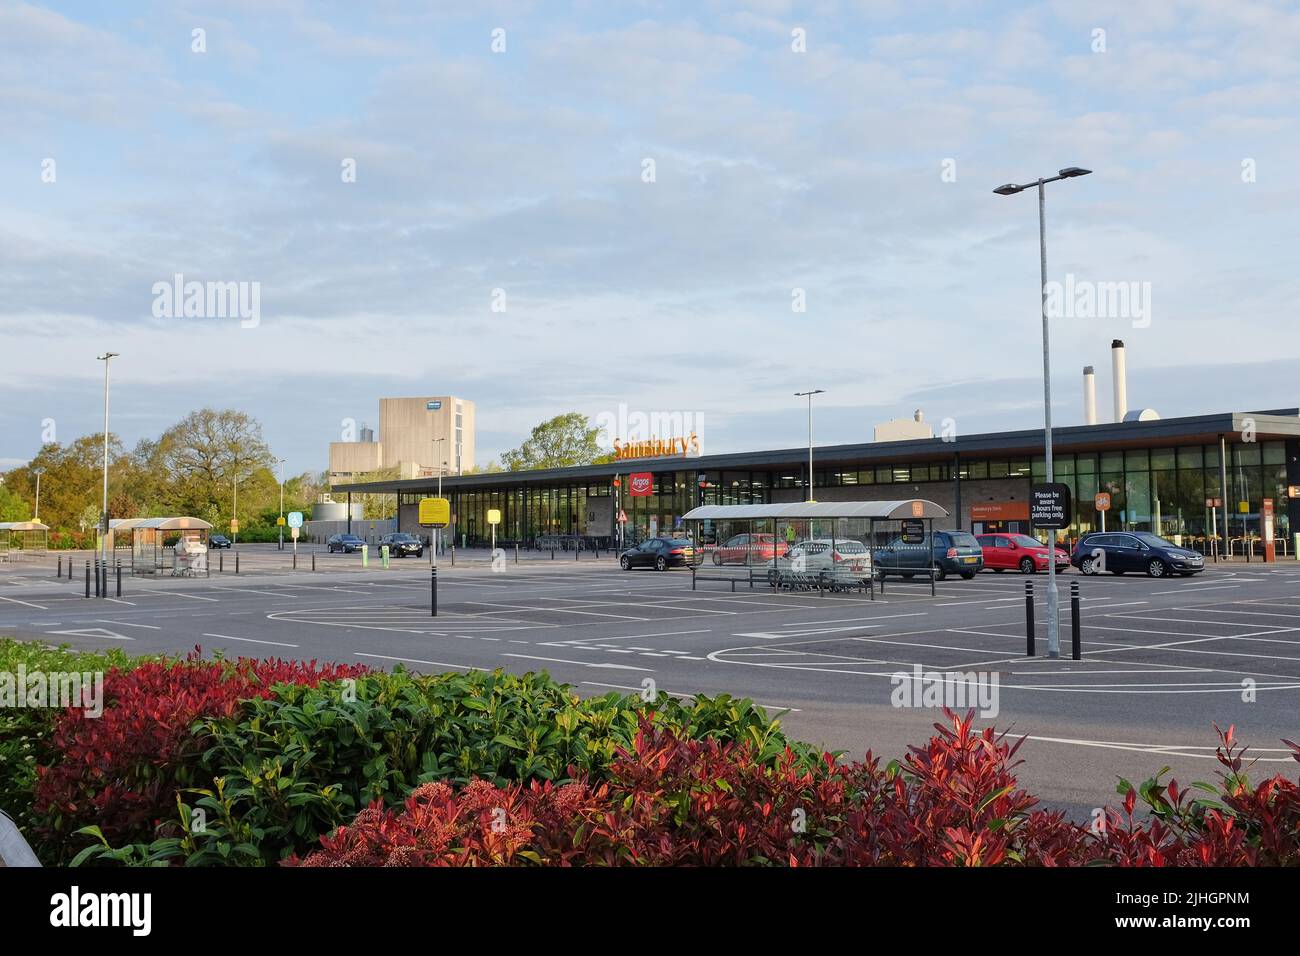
[[1111, 339, 1128, 423], [1082, 366, 1097, 425]]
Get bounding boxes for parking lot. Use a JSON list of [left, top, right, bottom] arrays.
[[2, 548, 1298, 818]]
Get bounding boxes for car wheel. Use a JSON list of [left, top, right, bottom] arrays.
[[934, 568, 948, 582], [1147, 559, 1168, 578], [1019, 558, 1035, 574], [902, 572, 915, 580], [960, 572, 976, 580], [993, 568, 1004, 573], [712, 552, 723, 566], [767, 569, 780, 587], [1079, 557, 1097, 575], [655, 556, 667, 572], [620, 556, 632, 571]]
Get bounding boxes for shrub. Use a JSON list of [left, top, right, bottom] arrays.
[[33, 650, 368, 861], [0, 640, 142, 847], [290, 713, 1300, 868]]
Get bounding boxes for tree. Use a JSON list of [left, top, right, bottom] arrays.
[[501, 413, 609, 471], [0, 482, 31, 522], [147, 409, 276, 518]]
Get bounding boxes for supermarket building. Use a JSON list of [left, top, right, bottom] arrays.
[[334, 407, 1300, 554]]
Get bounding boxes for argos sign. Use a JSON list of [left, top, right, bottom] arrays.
[[628, 473, 654, 497]]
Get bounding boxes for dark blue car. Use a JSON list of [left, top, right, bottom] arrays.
[[872, 530, 983, 581], [1071, 531, 1205, 578]]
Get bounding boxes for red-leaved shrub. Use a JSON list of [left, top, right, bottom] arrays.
[[291, 712, 1300, 867], [34, 649, 367, 854]]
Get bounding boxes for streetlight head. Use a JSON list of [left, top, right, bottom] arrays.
[[1058, 167, 1091, 178], [993, 183, 1023, 196]]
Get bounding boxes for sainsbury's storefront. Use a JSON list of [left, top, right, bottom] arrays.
[[333, 409, 1300, 555]]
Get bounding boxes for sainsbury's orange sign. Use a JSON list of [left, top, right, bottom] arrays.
[[614, 432, 701, 460]]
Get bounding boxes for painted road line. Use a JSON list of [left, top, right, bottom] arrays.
[[95, 620, 161, 629], [779, 612, 928, 626], [48, 627, 132, 641], [202, 632, 299, 648], [566, 629, 712, 644], [0, 595, 48, 610], [1152, 584, 1239, 594], [502, 653, 653, 672], [579, 681, 802, 712], [354, 653, 471, 670]]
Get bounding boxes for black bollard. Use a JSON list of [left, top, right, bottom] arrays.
[[116, 561, 122, 598], [93, 559, 101, 597], [430, 566, 438, 617], [515, 543, 519, 564], [235, 551, 240, 574], [312, 553, 316, 571], [101, 561, 108, 599], [219, 550, 223, 573], [1071, 581, 1081, 661], [1025, 581, 1035, 657], [57, 555, 62, 578], [85, 560, 91, 598]]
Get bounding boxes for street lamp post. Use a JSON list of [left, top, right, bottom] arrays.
[[794, 389, 825, 503], [432, 436, 447, 555], [278, 458, 286, 550], [32, 468, 44, 522], [993, 166, 1092, 658], [96, 353, 119, 565]]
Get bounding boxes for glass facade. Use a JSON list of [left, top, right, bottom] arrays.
[[399, 439, 1292, 549]]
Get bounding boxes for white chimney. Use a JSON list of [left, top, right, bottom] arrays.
[[913, 409, 924, 423], [1082, 366, 1097, 425], [1111, 339, 1128, 423]]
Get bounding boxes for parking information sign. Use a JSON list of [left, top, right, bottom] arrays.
[[1030, 483, 1072, 529], [901, 519, 925, 543], [287, 511, 303, 529], [418, 497, 450, 528]]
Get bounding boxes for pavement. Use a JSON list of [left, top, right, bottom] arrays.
[[3, 542, 1299, 822]]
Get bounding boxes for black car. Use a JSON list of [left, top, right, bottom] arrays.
[[1072, 531, 1205, 578], [209, 534, 232, 549], [620, 537, 696, 571], [872, 530, 983, 581], [326, 533, 366, 553], [378, 532, 424, 558]]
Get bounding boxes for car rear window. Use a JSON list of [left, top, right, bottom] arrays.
[[949, 533, 980, 548], [665, 539, 693, 548]]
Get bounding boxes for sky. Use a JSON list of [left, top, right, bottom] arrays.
[[2, 0, 1299, 476]]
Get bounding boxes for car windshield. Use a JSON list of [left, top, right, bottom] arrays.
[[391, 534, 416, 542]]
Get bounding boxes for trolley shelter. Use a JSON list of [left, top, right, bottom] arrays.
[[682, 499, 950, 593], [0, 520, 50, 561], [109, 516, 213, 575]]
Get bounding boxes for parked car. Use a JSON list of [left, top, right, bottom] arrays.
[[620, 537, 696, 571], [711, 533, 789, 565], [767, 538, 872, 585], [326, 533, 366, 554], [208, 534, 232, 549], [873, 530, 983, 581], [975, 533, 1069, 574], [378, 532, 424, 558], [1072, 531, 1205, 578]]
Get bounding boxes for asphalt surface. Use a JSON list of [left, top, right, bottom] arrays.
[[3, 543, 1299, 821]]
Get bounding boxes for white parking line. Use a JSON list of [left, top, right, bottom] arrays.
[[203, 632, 299, 648], [502, 653, 654, 672], [354, 652, 470, 670]]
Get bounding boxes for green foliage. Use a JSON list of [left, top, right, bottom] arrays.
[[0, 483, 32, 521], [0, 640, 143, 843], [71, 666, 806, 866], [501, 412, 610, 471]]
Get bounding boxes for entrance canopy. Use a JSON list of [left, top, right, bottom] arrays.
[[682, 499, 949, 521]]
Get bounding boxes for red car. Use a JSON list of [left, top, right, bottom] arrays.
[[975, 533, 1069, 574], [711, 533, 789, 565]]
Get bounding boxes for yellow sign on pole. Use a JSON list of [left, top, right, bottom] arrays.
[[487, 508, 502, 526], [230, 518, 239, 533], [419, 497, 450, 528], [276, 516, 286, 526]]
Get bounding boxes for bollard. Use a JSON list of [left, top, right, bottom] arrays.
[[57, 556, 62, 578], [312, 553, 316, 571], [219, 550, 223, 573], [101, 561, 108, 599], [430, 566, 438, 617], [116, 561, 122, 598], [94, 559, 101, 597], [293, 551, 297, 570], [450, 546, 455, 567], [551, 547, 555, 561], [576, 543, 580, 562], [1025, 581, 1035, 656], [235, 551, 240, 574], [84, 560, 91, 598], [515, 543, 519, 564], [1071, 581, 1081, 661]]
